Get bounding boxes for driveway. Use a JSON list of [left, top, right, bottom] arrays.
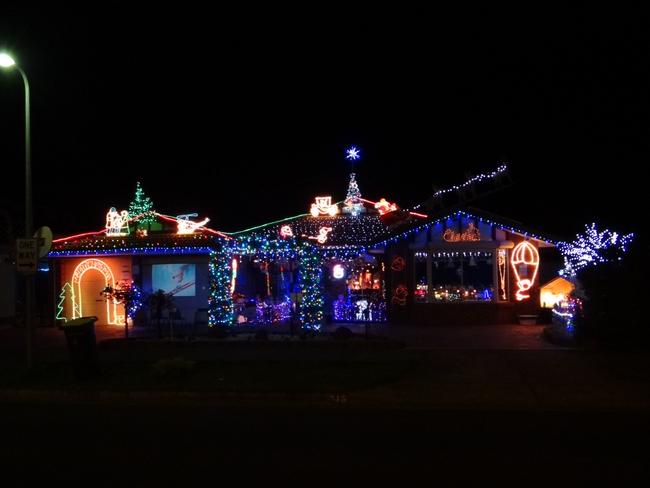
[[0, 322, 561, 359], [324, 323, 561, 350]]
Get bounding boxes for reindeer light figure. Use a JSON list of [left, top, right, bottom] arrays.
[[176, 213, 210, 234]]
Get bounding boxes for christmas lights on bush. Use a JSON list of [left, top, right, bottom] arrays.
[[207, 236, 323, 330], [558, 223, 634, 278]]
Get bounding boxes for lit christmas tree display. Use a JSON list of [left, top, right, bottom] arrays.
[[343, 172, 364, 216], [128, 182, 155, 228], [56, 282, 72, 322]]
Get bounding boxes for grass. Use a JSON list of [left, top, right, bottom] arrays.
[[4, 348, 650, 411], [0, 358, 418, 394]]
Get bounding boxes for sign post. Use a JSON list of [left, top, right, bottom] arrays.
[[16, 238, 37, 369], [16, 238, 37, 274], [34, 226, 52, 259]]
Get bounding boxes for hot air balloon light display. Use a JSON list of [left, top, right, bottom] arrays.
[[511, 241, 539, 301]]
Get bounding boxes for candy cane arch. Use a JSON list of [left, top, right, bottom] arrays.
[[510, 241, 540, 301], [71, 258, 120, 324]]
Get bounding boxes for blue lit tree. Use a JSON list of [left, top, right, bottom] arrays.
[[558, 223, 634, 279], [554, 223, 636, 344]]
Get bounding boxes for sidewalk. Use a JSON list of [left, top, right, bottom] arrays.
[[1, 344, 649, 412], [4, 322, 648, 413]]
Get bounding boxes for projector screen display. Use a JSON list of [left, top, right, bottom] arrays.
[[152, 263, 196, 297]]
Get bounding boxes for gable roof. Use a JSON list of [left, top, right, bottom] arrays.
[[49, 211, 229, 257]]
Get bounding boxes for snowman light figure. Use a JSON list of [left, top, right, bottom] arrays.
[[511, 241, 540, 301]]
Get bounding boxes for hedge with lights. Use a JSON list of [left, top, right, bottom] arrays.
[[208, 236, 323, 330]]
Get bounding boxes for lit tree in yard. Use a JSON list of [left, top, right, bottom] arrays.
[[128, 182, 155, 228], [558, 223, 634, 279], [552, 223, 637, 345], [101, 281, 143, 339]]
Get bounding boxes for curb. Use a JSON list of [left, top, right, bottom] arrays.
[[3, 388, 650, 413], [0, 388, 343, 408]]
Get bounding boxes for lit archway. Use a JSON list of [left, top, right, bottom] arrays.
[[71, 258, 120, 324]]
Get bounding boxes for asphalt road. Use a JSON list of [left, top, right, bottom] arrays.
[[1, 404, 648, 484]]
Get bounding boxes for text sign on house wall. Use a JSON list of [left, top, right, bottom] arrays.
[[16, 238, 38, 274]]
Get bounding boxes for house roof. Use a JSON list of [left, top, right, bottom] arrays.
[[49, 192, 559, 257], [49, 211, 228, 257], [233, 203, 558, 250], [49, 233, 218, 257]]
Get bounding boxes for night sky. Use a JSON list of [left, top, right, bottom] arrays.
[[1, 8, 647, 240]]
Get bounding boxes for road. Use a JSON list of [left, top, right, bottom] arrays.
[[1, 403, 648, 484]]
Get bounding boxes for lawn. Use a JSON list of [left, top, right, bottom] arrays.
[[0, 358, 418, 394]]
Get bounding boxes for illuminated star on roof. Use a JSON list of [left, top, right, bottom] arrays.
[[345, 146, 361, 161]]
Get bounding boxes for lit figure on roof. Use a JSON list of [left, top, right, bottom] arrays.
[[176, 213, 210, 235], [310, 196, 339, 217], [375, 198, 398, 215], [343, 172, 364, 216], [279, 225, 294, 238], [306, 226, 333, 244], [345, 146, 361, 161], [105, 207, 130, 236]]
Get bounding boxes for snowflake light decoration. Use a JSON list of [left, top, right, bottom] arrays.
[[345, 146, 361, 161]]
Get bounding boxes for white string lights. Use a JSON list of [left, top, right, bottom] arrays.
[[558, 223, 634, 278], [411, 164, 508, 210]]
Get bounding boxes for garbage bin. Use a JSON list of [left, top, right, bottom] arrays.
[[58, 316, 99, 379]]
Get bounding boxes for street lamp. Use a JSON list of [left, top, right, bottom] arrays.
[[1, 52, 34, 368]]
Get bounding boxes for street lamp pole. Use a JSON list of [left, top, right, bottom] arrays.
[[18, 66, 32, 238], [1, 53, 34, 369]]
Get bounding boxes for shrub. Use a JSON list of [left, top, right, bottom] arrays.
[[208, 325, 230, 339], [332, 326, 353, 341], [254, 329, 269, 341], [577, 240, 645, 347], [151, 357, 196, 379]]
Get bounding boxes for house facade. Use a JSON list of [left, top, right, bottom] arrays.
[[48, 171, 564, 329]]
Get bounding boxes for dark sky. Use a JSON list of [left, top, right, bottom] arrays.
[[0, 7, 647, 240]]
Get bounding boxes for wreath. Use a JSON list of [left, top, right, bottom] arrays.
[[391, 284, 408, 306], [391, 256, 406, 272]]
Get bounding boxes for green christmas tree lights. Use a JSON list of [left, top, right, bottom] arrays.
[[128, 182, 155, 228], [208, 236, 324, 330], [56, 282, 72, 322]]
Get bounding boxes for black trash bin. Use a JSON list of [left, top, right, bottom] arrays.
[[58, 316, 99, 379]]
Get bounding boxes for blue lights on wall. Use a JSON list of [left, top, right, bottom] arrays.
[[48, 246, 214, 257]]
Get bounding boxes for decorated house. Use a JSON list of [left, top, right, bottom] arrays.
[[378, 208, 559, 325], [223, 168, 562, 327], [49, 165, 568, 330], [49, 183, 227, 327]]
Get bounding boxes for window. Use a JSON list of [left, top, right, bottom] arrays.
[[415, 251, 494, 303], [414, 252, 428, 302], [331, 254, 387, 322]]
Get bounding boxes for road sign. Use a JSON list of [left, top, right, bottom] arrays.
[[34, 226, 53, 258], [16, 238, 38, 274]]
